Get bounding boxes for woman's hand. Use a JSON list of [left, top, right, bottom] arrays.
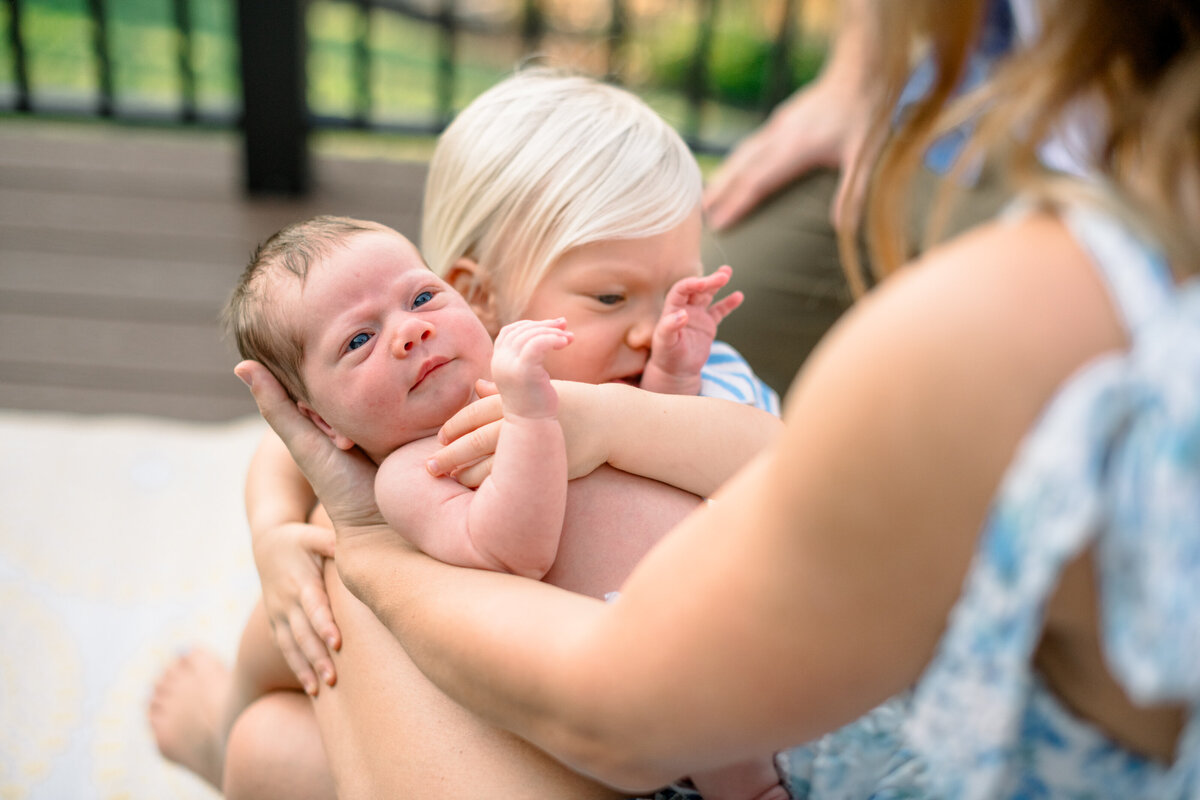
[[236, 361, 385, 535]]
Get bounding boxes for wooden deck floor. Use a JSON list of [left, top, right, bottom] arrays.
[[0, 118, 429, 421]]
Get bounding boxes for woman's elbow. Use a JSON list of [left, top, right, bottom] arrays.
[[543, 699, 686, 792]]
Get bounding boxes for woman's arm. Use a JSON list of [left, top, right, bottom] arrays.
[[240, 215, 1127, 790]]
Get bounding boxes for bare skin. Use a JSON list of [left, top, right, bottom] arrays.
[[151, 461, 705, 798], [149, 648, 230, 787], [248, 215, 1187, 791]]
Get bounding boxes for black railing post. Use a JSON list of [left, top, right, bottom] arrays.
[[762, 0, 797, 112], [606, 0, 627, 80], [353, 0, 371, 128], [86, 0, 114, 116], [684, 0, 717, 145], [236, 0, 309, 195], [520, 0, 544, 54], [435, 0, 456, 129], [172, 0, 196, 122], [6, 0, 30, 112]]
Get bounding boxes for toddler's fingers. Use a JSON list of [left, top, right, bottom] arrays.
[[300, 581, 341, 653], [450, 456, 494, 489], [429, 420, 502, 476], [297, 522, 336, 559], [273, 624, 320, 695], [290, 604, 337, 688], [474, 378, 498, 398], [438, 394, 503, 445], [709, 290, 744, 323]]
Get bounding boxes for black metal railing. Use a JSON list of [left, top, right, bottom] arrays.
[[2, 0, 824, 194]]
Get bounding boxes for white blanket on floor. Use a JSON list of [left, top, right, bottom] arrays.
[[0, 410, 266, 799]]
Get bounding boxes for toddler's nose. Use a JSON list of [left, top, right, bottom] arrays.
[[625, 313, 656, 351], [392, 320, 435, 358]]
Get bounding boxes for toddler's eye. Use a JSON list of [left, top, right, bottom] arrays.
[[413, 290, 434, 308], [348, 332, 372, 351], [595, 294, 624, 306]]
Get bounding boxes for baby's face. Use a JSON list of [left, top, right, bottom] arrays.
[[516, 206, 703, 386], [290, 230, 493, 462]]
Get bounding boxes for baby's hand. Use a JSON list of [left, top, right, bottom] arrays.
[[253, 519, 340, 695], [642, 265, 744, 395], [491, 318, 573, 419]]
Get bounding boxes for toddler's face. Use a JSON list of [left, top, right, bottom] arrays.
[[290, 230, 493, 462], [517, 207, 703, 386]]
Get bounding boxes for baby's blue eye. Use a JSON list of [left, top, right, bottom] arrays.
[[596, 294, 623, 305], [413, 290, 434, 308], [348, 332, 372, 351]]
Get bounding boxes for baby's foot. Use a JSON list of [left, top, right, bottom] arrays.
[[148, 647, 230, 789]]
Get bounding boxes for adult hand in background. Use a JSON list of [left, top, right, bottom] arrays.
[[703, 77, 873, 233], [703, 0, 875, 232]]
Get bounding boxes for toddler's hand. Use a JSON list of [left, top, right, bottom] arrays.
[[253, 520, 340, 695], [491, 318, 573, 419], [642, 266, 744, 395]]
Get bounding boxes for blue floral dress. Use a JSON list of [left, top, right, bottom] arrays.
[[769, 199, 1200, 799], [645, 200, 1199, 800]]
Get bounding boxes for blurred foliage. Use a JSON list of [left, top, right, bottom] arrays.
[[648, 14, 825, 109], [1, 0, 827, 144]]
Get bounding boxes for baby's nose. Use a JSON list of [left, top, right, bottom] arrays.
[[392, 320, 434, 358]]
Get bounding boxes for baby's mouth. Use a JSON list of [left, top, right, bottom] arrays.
[[413, 357, 450, 389]]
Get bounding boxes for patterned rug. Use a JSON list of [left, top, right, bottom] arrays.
[[0, 410, 265, 799]]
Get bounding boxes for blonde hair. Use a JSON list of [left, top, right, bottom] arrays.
[[842, 0, 1200, 294], [421, 67, 703, 325], [224, 215, 395, 401]]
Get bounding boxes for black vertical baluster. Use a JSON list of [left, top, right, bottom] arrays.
[[353, 0, 370, 127], [435, 0, 455, 129], [520, 0, 542, 56], [7, 0, 30, 111], [684, 0, 716, 145], [236, 0, 309, 194], [173, 0, 196, 121], [762, 0, 796, 113], [87, 0, 113, 116], [606, 0, 626, 80]]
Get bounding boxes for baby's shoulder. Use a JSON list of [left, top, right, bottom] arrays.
[[376, 435, 443, 485]]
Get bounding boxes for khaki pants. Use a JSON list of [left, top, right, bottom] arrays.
[[702, 163, 1012, 397]]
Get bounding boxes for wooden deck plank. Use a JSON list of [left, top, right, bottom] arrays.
[[0, 119, 430, 421]]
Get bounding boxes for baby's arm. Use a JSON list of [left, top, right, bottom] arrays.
[[376, 319, 573, 578], [245, 429, 341, 695], [640, 265, 743, 396]]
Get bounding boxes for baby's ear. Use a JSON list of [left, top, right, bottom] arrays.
[[446, 257, 500, 336], [296, 401, 357, 452]]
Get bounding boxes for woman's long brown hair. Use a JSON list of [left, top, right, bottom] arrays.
[[840, 0, 1200, 294]]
